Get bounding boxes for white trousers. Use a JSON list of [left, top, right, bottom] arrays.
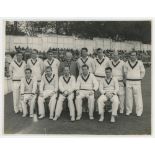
[[12, 81, 22, 113], [38, 90, 57, 117], [118, 83, 125, 113], [95, 76, 104, 111], [21, 94, 37, 115], [97, 94, 119, 116], [126, 82, 143, 116], [75, 90, 95, 117], [55, 93, 75, 118]]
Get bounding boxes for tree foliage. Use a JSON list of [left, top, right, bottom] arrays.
[[6, 21, 151, 43]]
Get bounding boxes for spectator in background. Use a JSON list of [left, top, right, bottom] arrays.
[[58, 50, 65, 62], [59, 51, 78, 78]]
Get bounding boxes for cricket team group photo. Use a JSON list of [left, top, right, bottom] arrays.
[[4, 21, 151, 135]]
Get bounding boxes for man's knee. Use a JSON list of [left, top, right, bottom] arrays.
[[111, 95, 119, 105], [98, 95, 106, 104], [38, 96, 44, 104]]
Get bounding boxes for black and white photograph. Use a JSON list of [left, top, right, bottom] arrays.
[[4, 20, 151, 135]]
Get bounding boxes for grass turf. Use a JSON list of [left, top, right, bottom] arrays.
[[4, 68, 151, 135]]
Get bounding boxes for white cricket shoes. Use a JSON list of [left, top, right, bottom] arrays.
[[98, 116, 104, 122], [38, 115, 45, 119], [76, 116, 81, 121], [110, 115, 116, 123]]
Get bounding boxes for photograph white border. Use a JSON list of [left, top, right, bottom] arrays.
[[0, 0, 155, 155]]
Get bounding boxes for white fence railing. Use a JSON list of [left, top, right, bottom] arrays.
[[6, 35, 151, 54]]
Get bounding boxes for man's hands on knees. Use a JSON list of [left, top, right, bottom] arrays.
[[76, 90, 80, 96], [89, 90, 94, 96], [39, 93, 43, 97], [62, 90, 69, 97], [105, 92, 113, 99], [50, 91, 56, 97]]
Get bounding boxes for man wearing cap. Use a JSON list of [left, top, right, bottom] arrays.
[[9, 51, 26, 113], [124, 51, 145, 117], [75, 64, 98, 120], [109, 51, 125, 114]]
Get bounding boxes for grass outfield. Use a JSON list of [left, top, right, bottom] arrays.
[[4, 68, 151, 135]]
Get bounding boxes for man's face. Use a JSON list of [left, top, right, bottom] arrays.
[[64, 67, 70, 75], [105, 69, 112, 78], [16, 53, 23, 62], [81, 50, 88, 58], [97, 49, 103, 58], [130, 52, 137, 61], [59, 52, 64, 59], [66, 53, 72, 61], [31, 51, 37, 59], [47, 52, 53, 60], [53, 51, 58, 58], [113, 53, 119, 61], [46, 68, 52, 76], [25, 70, 31, 79], [82, 67, 89, 75]]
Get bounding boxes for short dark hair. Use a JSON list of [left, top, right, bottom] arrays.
[[25, 68, 32, 73], [97, 48, 102, 52], [45, 66, 52, 71], [47, 50, 53, 54], [130, 50, 137, 55], [105, 67, 112, 71], [16, 51, 23, 55], [32, 49, 38, 54], [81, 47, 88, 52], [82, 64, 89, 69]]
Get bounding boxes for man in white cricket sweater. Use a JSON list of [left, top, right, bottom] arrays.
[[97, 67, 119, 123], [94, 48, 110, 82], [27, 49, 44, 83], [75, 64, 98, 120], [94, 48, 110, 111], [53, 66, 76, 121], [77, 47, 95, 75], [38, 66, 58, 119], [9, 51, 26, 113], [109, 51, 125, 114], [44, 49, 60, 77], [124, 51, 145, 117], [20, 68, 37, 117]]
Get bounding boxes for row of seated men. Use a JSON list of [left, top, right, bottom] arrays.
[[9, 48, 145, 123]]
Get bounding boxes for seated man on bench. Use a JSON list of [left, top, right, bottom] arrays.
[[97, 67, 119, 123], [38, 66, 58, 119], [75, 64, 98, 120], [54, 66, 76, 121]]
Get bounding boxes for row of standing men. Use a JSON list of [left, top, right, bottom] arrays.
[[9, 48, 145, 123]]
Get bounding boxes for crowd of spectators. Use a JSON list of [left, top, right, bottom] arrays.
[[6, 46, 151, 63]]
